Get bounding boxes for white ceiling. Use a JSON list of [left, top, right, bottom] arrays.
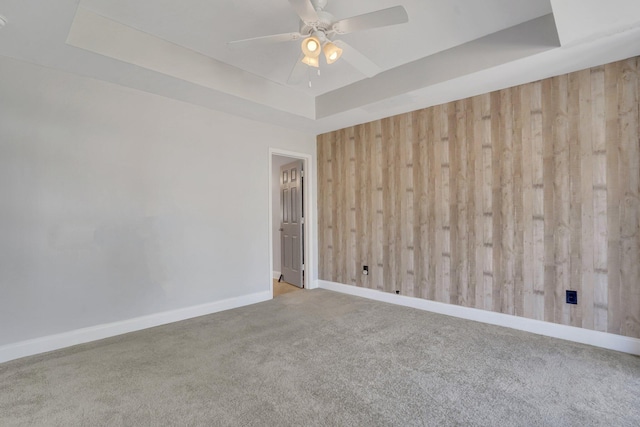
[[76, 0, 552, 94], [0, 0, 640, 135]]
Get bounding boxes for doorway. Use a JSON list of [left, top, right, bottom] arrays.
[[280, 159, 304, 288], [269, 149, 314, 298]]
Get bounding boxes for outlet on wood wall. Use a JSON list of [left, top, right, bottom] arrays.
[[318, 57, 640, 338]]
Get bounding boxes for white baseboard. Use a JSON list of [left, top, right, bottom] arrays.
[[272, 271, 281, 279], [318, 280, 640, 356], [0, 291, 271, 364]]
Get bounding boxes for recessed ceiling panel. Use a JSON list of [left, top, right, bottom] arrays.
[[66, 7, 315, 118], [79, 0, 553, 94]]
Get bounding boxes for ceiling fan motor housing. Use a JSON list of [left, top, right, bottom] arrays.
[[300, 10, 335, 38]]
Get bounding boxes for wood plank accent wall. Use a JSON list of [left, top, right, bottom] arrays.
[[317, 57, 640, 338]]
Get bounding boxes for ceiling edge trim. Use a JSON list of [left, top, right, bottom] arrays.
[[315, 14, 560, 119]]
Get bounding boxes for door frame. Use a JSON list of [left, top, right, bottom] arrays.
[[268, 148, 316, 297]]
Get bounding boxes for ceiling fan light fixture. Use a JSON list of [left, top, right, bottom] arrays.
[[301, 35, 321, 58], [301, 55, 319, 68], [323, 42, 343, 64]]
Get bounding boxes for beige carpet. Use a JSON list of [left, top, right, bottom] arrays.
[[1, 289, 639, 426], [273, 278, 302, 297]]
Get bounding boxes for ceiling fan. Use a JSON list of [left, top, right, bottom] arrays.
[[228, 0, 409, 83]]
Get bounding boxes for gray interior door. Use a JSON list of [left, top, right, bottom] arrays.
[[280, 160, 304, 288]]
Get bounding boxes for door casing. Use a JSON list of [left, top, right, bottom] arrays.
[[268, 148, 315, 297]]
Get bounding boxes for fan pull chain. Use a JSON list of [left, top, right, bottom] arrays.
[[307, 66, 321, 88]]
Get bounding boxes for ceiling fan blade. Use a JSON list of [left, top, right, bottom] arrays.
[[288, 0, 319, 23], [228, 32, 303, 47], [333, 6, 408, 35], [333, 40, 382, 78], [287, 53, 308, 85]]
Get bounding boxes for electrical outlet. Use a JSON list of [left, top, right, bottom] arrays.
[[362, 265, 368, 276], [566, 290, 578, 305]]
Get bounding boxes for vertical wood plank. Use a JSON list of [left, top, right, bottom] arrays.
[[466, 97, 477, 308], [326, 132, 335, 282], [328, 131, 340, 282], [345, 126, 357, 286], [335, 128, 347, 284], [381, 118, 395, 293], [617, 58, 640, 337], [591, 65, 608, 332], [578, 69, 595, 331], [512, 86, 525, 318], [433, 105, 444, 302], [372, 120, 384, 292], [454, 100, 468, 306], [531, 81, 546, 321], [449, 103, 459, 305], [472, 95, 485, 310], [349, 126, 360, 287], [342, 127, 351, 284], [568, 71, 583, 328], [542, 77, 556, 323], [520, 83, 535, 319], [364, 122, 373, 289], [441, 105, 452, 304], [554, 74, 571, 326], [413, 110, 426, 299], [393, 116, 404, 293], [606, 61, 622, 335], [316, 133, 326, 279], [491, 91, 502, 312], [416, 109, 430, 300], [500, 88, 516, 315], [481, 93, 494, 311], [331, 128, 341, 283], [626, 57, 640, 338], [353, 125, 366, 287], [426, 107, 437, 301], [400, 113, 415, 296], [325, 132, 334, 282]]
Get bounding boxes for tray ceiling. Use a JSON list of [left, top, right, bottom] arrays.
[[0, 0, 639, 134]]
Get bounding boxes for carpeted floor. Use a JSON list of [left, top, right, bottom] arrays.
[[273, 278, 303, 297], [1, 289, 639, 426]]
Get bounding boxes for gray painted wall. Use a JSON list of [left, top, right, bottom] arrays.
[[0, 57, 316, 347]]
